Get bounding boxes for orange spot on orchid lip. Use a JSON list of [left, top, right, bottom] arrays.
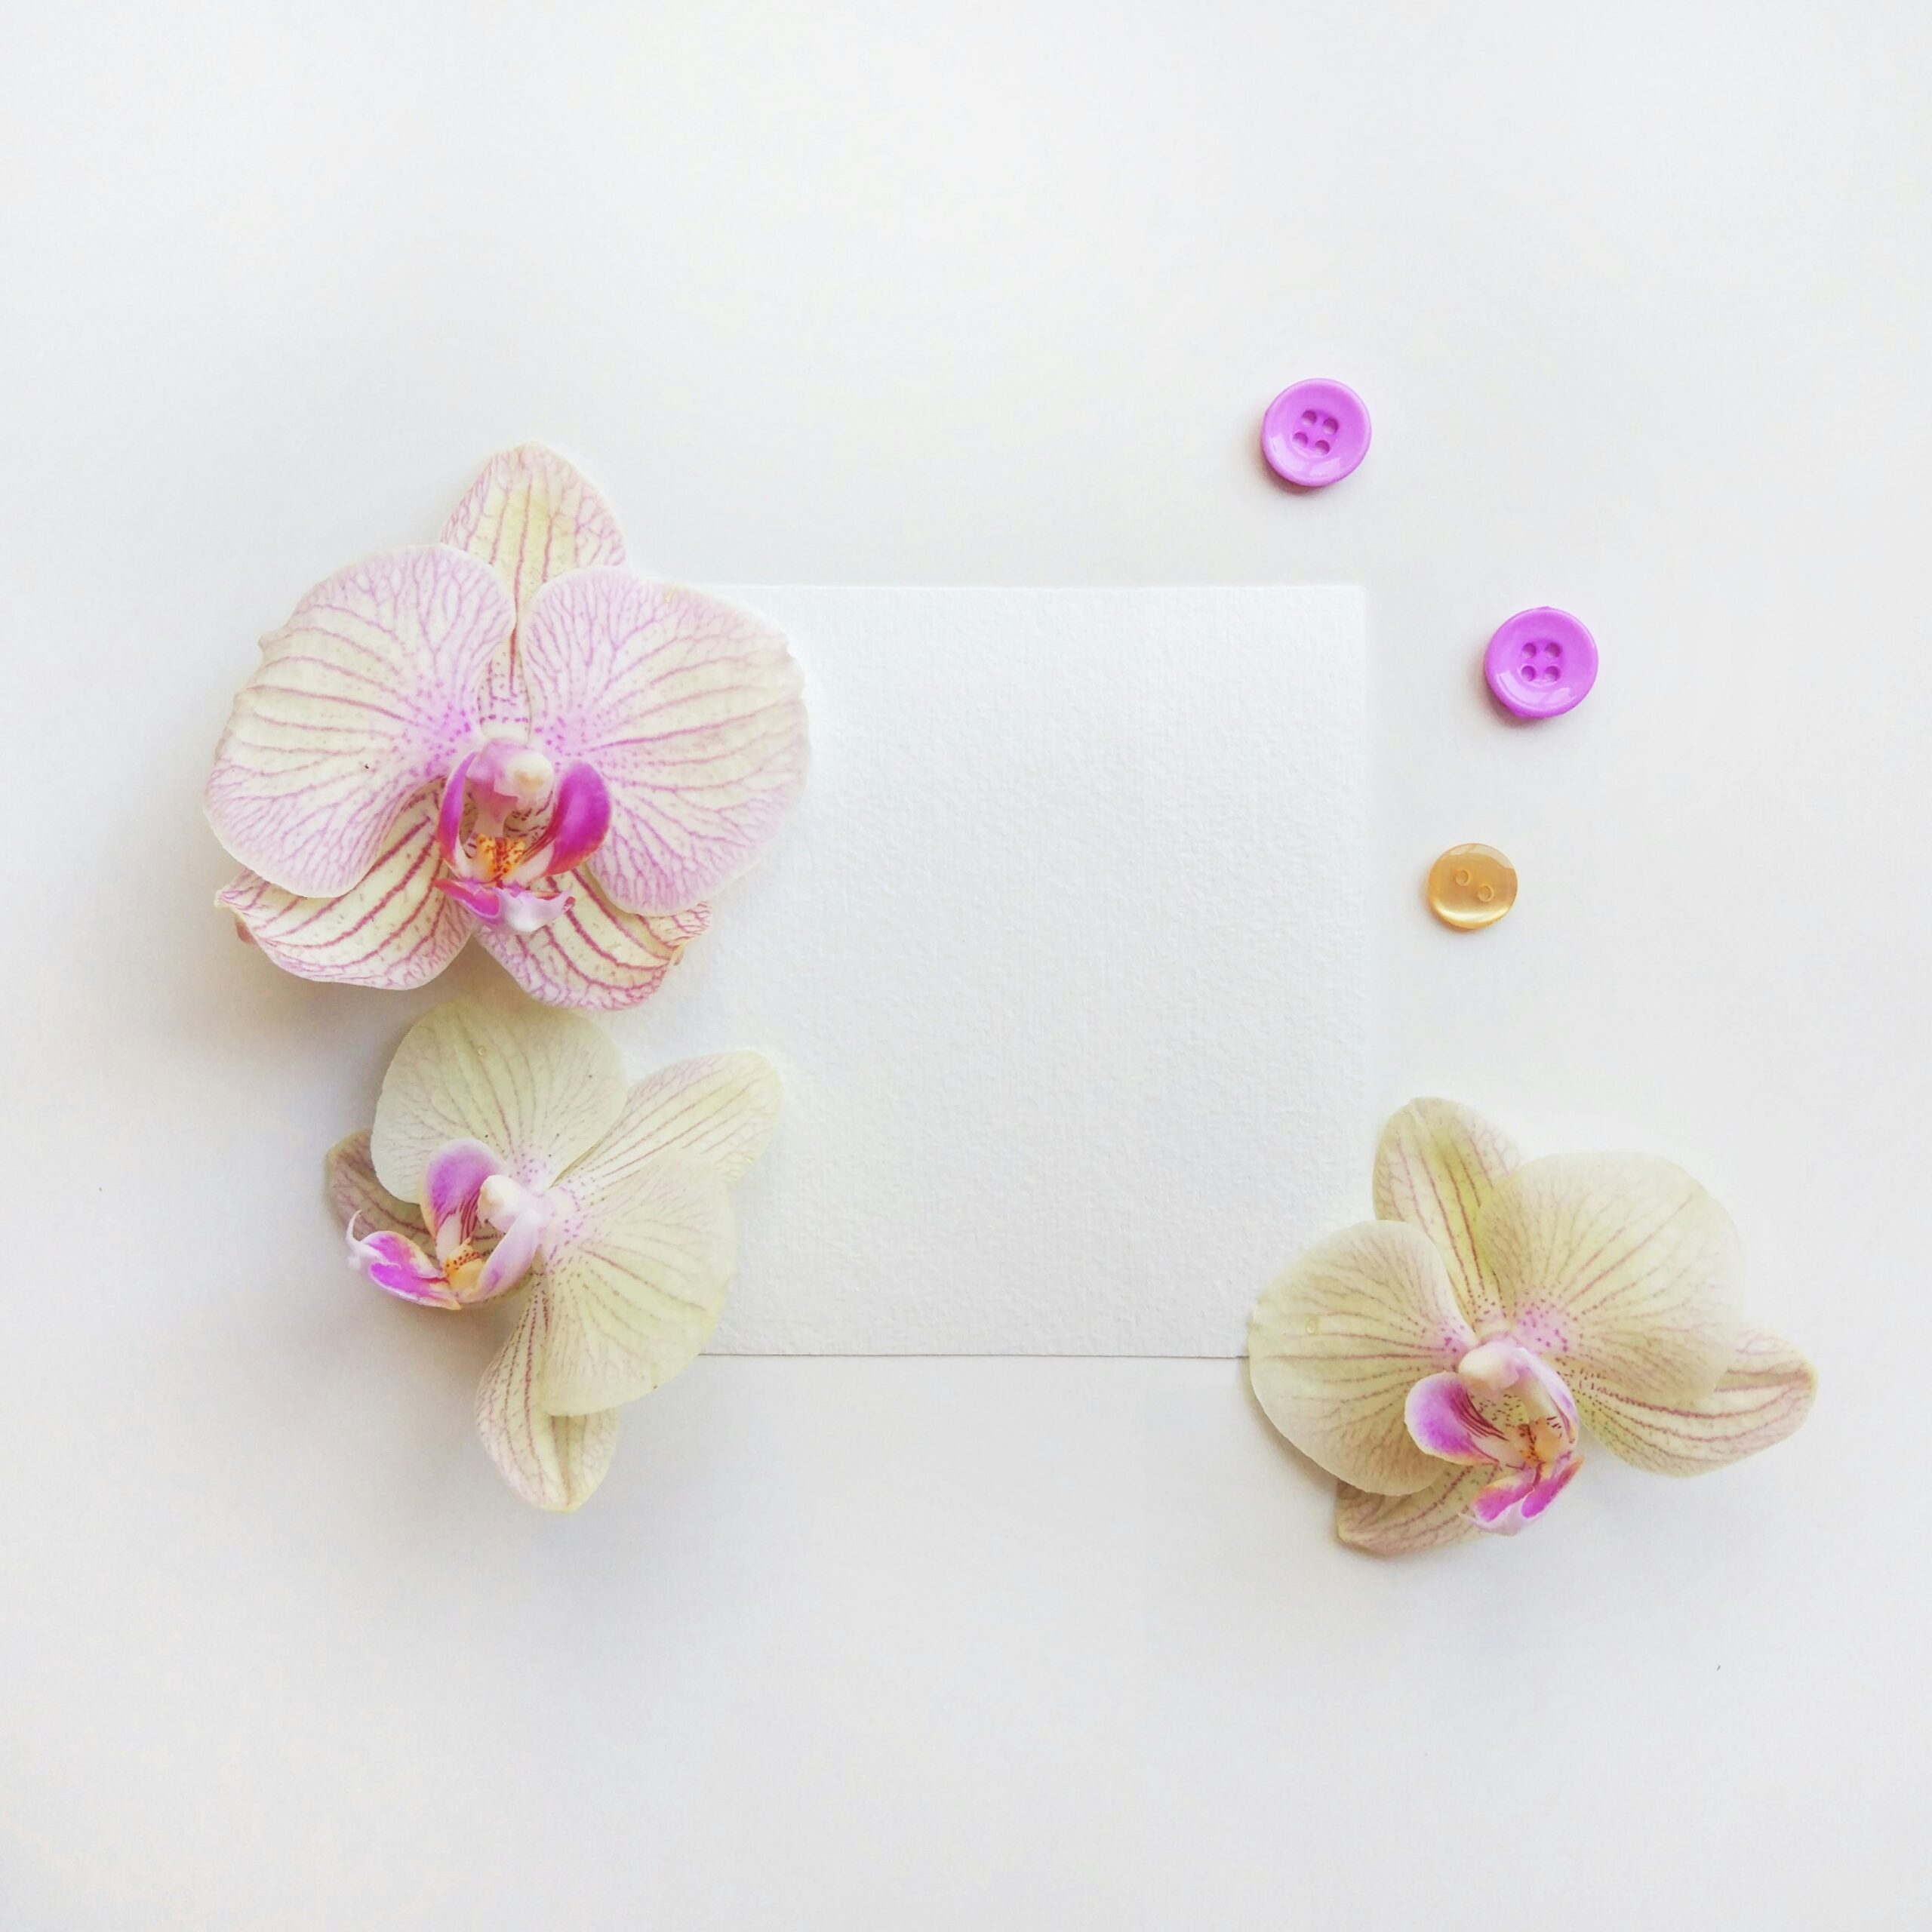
[[470, 835, 534, 884], [443, 1249, 488, 1297]]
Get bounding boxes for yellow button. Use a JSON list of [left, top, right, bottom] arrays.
[[1427, 844, 1517, 930]]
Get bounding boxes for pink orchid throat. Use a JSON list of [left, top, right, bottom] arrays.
[[346, 1137, 552, 1310], [431, 740, 612, 934], [1404, 1337, 1584, 1537]]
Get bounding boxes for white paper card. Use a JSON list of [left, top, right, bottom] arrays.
[[623, 587, 1368, 1355]]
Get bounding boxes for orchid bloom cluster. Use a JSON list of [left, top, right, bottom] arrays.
[[1248, 1100, 1815, 1555], [206, 445, 806, 1010], [328, 998, 779, 1511]]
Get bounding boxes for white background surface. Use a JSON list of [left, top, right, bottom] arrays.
[[2, 2, 1927, 1927], [675, 586, 1367, 1352]]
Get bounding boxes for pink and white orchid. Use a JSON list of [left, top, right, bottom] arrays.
[[207, 445, 806, 1009], [1247, 1100, 1815, 1554], [327, 997, 780, 1511]]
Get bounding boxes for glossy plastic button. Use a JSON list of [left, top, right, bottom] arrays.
[[1427, 844, 1517, 931], [1260, 379, 1371, 488], [1484, 608, 1597, 720]]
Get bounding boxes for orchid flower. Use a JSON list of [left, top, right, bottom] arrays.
[[326, 997, 780, 1511], [207, 445, 807, 1009], [1247, 1100, 1815, 1554]]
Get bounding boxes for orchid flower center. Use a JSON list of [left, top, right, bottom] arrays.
[[1404, 1337, 1584, 1536], [346, 1138, 555, 1311], [430, 734, 613, 936]]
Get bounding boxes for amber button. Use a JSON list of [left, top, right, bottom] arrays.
[[1427, 844, 1517, 930]]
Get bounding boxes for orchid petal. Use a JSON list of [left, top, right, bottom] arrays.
[[562, 1054, 782, 1199], [219, 790, 474, 990], [1404, 1372, 1521, 1466], [421, 1138, 503, 1256], [370, 998, 625, 1201], [475, 1284, 621, 1512], [1335, 1466, 1486, 1555], [537, 1150, 736, 1417], [325, 1133, 425, 1242], [648, 903, 712, 945], [474, 867, 703, 1011], [1247, 1221, 1478, 1497], [519, 570, 807, 914], [1373, 1099, 1521, 1330], [1579, 1329, 1817, 1475], [205, 547, 510, 897], [441, 445, 626, 724], [1478, 1153, 1746, 1407]]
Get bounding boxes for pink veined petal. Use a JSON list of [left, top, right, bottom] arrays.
[[1577, 1329, 1817, 1475], [1247, 1221, 1479, 1497], [474, 1282, 623, 1512], [205, 547, 512, 897], [1373, 1099, 1521, 1331], [475, 865, 704, 1011], [219, 789, 475, 990], [645, 902, 712, 946], [325, 1132, 425, 1243], [1336, 1466, 1487, 1555], [421, 1138, 503, 1258], [1404, 1372, 1521, 1466], [559, 1053, 782, 1198], [537, 1149, 737, 1417], [519, 570, 808, 914], [1478, 1153, 1747, 1409], [349, 1226, 460, 1309], [440, 444, 627, 724]]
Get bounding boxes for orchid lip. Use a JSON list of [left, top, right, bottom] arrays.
[[430, 745, 608, 932], [346, 1138, 553, 1308], [346, 1220, 461, 1309], [1404, 1334, 1584, 1536]]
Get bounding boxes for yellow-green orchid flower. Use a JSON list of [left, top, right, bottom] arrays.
[[1248, 1100, 1815, 1553], [328, 997, 779, 1512]]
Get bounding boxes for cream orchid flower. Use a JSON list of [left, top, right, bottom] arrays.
[[207, 445, 807, 1009], [326, 997, 780, 1512], [1247, 1100, 1815, 1554]]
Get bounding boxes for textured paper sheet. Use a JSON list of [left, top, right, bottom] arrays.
[[623, 587, 1368, 1355]]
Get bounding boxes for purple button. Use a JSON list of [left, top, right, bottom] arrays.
[[1260, 379, 1371, 488], [1484, 608, 1598, 720]]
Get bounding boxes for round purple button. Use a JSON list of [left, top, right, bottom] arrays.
[[1484, 608, 1597, 720], [1260, 379, 1371, 488]]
